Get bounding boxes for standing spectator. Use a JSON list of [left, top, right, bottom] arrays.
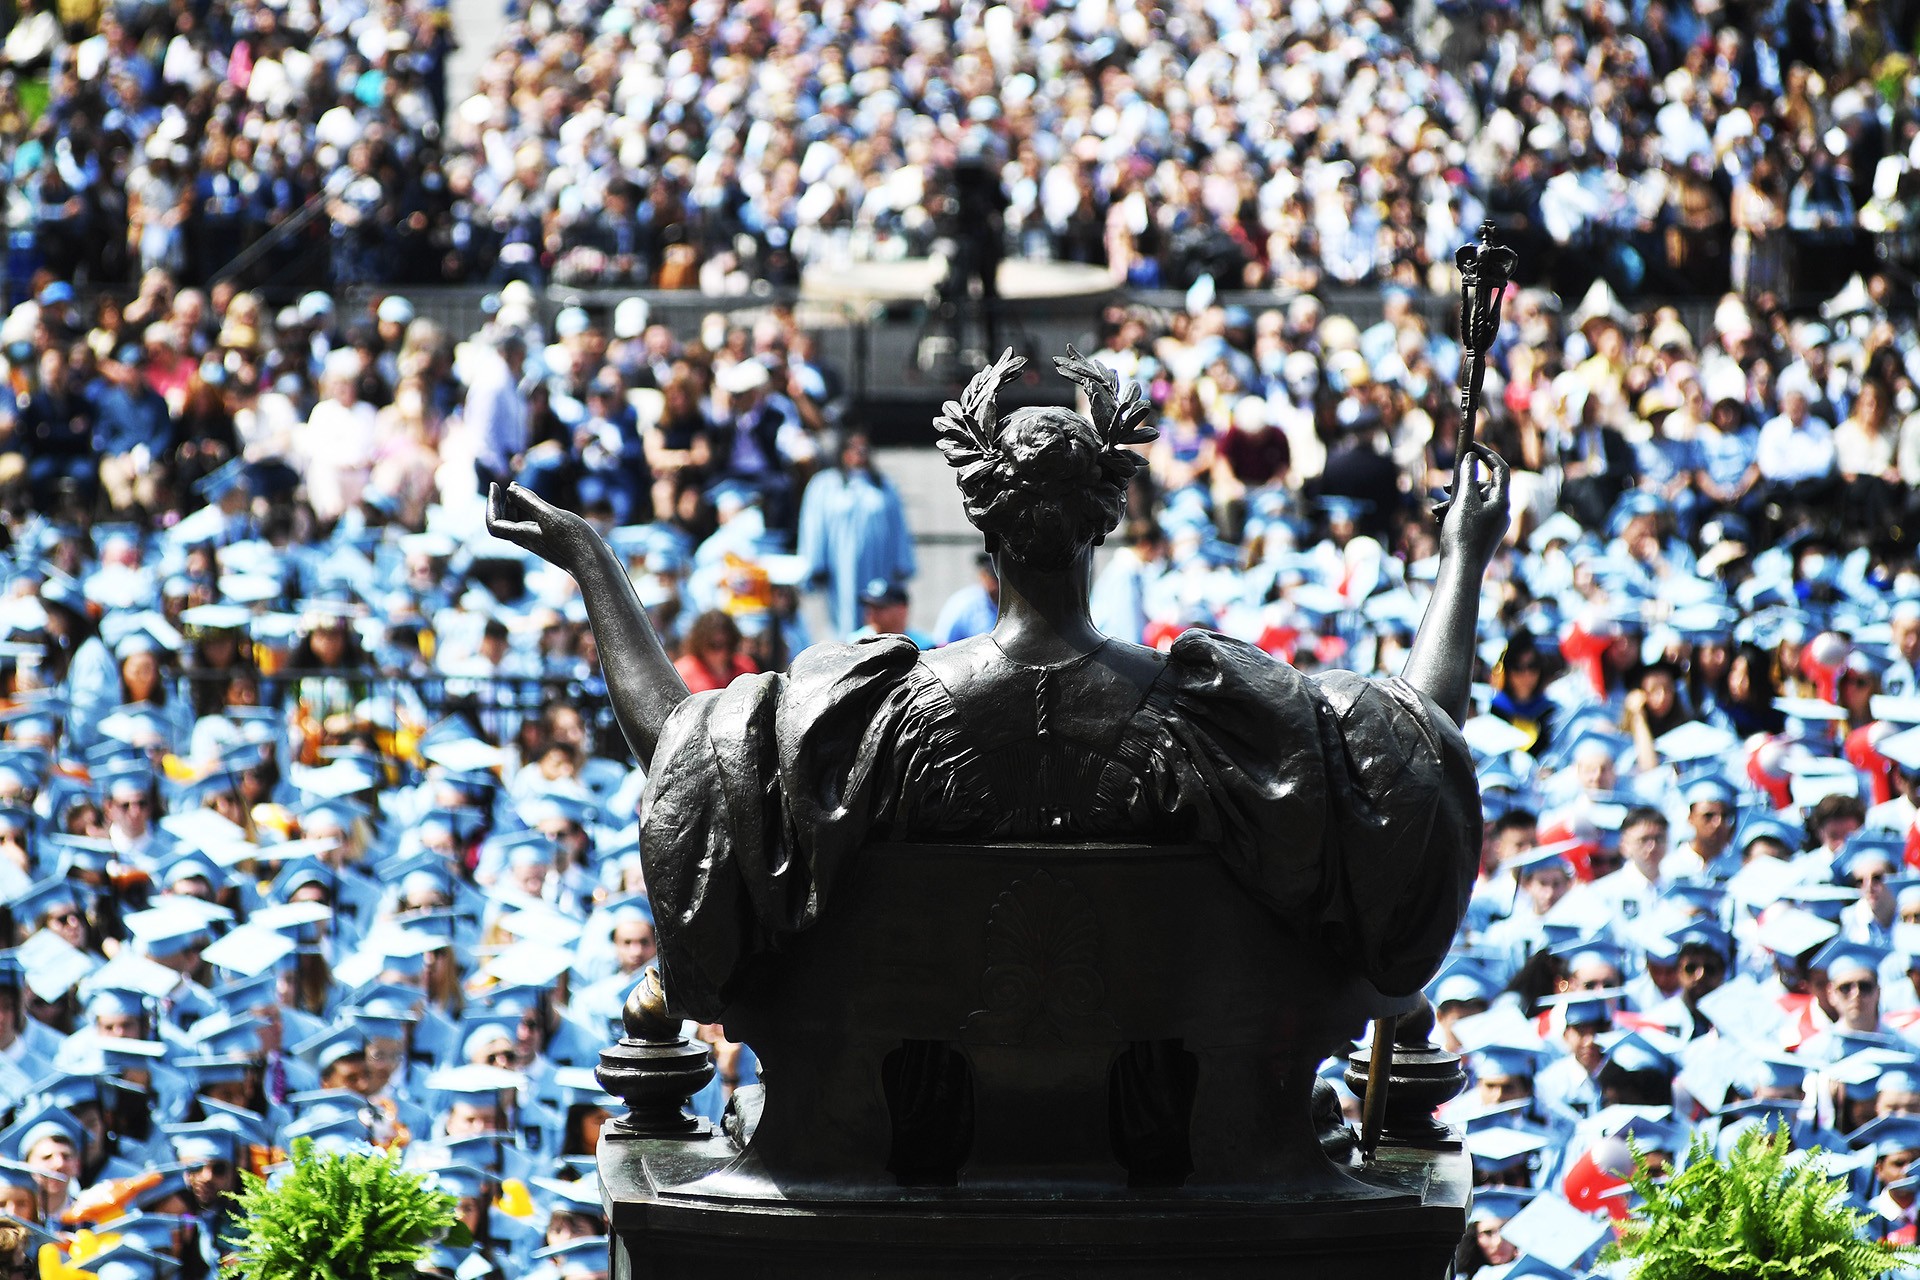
[[466, 331, 529, 494], [708, 360, 801, 531], [299, 350, 379, 527], [573, 370, 649, 525], [796, 432, 915, 641]]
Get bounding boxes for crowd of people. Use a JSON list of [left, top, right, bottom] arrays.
[[5, 0, 1920, 1271], [1, 251, 1920, 1278], [5, 0, 1920, 298]]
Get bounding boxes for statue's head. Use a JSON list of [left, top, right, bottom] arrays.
[[935, 348, 1158, 571]]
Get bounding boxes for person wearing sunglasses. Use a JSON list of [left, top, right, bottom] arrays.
[[1807, 942, 1894, 1045], [1836, 835, 1902, 947]]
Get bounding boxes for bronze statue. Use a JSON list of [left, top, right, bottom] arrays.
[[488, 336, 1511, 1277], [487, 353, 1506, 1017]]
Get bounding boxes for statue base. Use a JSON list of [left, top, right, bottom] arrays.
[[600, 1128, 1469, 1279]]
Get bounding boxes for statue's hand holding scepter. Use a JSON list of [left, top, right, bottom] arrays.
[[1433, 222, 1517, 524], [1399, 225, 1516, 730]]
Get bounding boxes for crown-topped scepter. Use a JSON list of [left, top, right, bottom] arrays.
[[1434, 222, 1517, 523]]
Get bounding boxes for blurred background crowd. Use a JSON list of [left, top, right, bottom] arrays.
[[0, 0, 1913, 1275]]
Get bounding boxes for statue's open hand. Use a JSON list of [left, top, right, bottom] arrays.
[[1440, 443, 1510, 567], [487, 482, 589, 568]]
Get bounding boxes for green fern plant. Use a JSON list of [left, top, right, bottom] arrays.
[[1604, 1127, 1920, 1280], [228, 1137, 468, 1280]]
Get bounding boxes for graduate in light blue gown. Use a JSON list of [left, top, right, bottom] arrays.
[[41, 573, 120, 759], [795, 432, 915, 640]]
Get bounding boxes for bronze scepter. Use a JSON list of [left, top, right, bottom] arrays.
[[1365, 224, 1517, 1162], [1434, 221, 1518, 522]]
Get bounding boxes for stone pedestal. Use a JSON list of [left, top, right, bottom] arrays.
[[601, 1126, 1469, 1279]]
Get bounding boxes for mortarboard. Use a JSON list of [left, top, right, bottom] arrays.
[[1667, 919, 1734, 961], [1810, 938, 1893, 979], [0, 1100, 86, 1161], [121, 899, 215, 959], [1754, 906, 1840, 960], [1548, 936, 1629, 976], [199, 925, 295, 979], [162, 1120, 244, 1166], [291, 1024, 367, 1074], [0, 1161, 42, 1194], [1428, 956, 1502, 1008], [1497, 1191, 1614, 1272], [531, 1170, 604, 1217], [72, 1241, 180, 1280], [1467, 1034, 1547, 1081], [1835, 831, 1905, 880], [1847, 1114, 1920, 1158], [530, 1236, 610, 1270], [176, 1055, 257, 1090], [11, 874, 80, 925], [1462, 1123, 1552, 1174], [1599, 1031, 1676, 1077]]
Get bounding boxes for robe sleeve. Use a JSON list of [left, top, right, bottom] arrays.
[[639, 635, 922, 1020], [1157, 631, 1481, 997]]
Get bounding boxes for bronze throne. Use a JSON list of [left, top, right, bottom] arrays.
[[592, 839, 1472, 1279]]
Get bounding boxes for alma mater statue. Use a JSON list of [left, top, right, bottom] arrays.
[[487, 347, 1510, 1276]]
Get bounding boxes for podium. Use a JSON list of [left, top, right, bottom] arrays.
[[597, 843, 1470, 1278]]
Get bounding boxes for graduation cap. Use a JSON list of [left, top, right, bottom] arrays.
[[0, 1100, 86, 1160], [187, 1012, 267, 1059], [176, 1054, 257, 1090], [1504, 840, 1581, 880], [424, 1164, 496, 1201], [161, 1120, 245, 1167], [1497, 1190, 1615, 1273], [178, 603, 253, 634], [1467, 1034, 1548, 1081], [1428, 956, 1503, 1008], [16, 932, 96, 1002], [199, 925, 295, 980], [531, 1169, 604, 1218], [1467, 1184, 1537, 1226], [1537, 988, 1621, 1029], [291, 1023, 367, 1074], [11, 873, 81, 926], [1835, 830, 1905, 880], [1463, 1123, 1553, 1175], [1777, 882, 1861, 923], [1548, 936, 1629, 977], [1847, 1114, 1920, 1157], [530, 1236, 610, 1270], [94, 1212, 196, 1255], [415, 808, 490, 847], [1754, 906, 1840, 960], [1598, 1031, 1676, 1077], [68, 1240, 180, 1280], [121, 899, 215, 960], [1461, 715, 1534, 758], [1810, 938, 1892, 980], [1667, 919, 1734, 962]]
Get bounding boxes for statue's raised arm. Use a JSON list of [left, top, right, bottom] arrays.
[[486, 482, 689, 763], [1401, 443, 1509, 726]]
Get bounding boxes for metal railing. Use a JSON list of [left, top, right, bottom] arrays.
[[172, 666, 624, 759]]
